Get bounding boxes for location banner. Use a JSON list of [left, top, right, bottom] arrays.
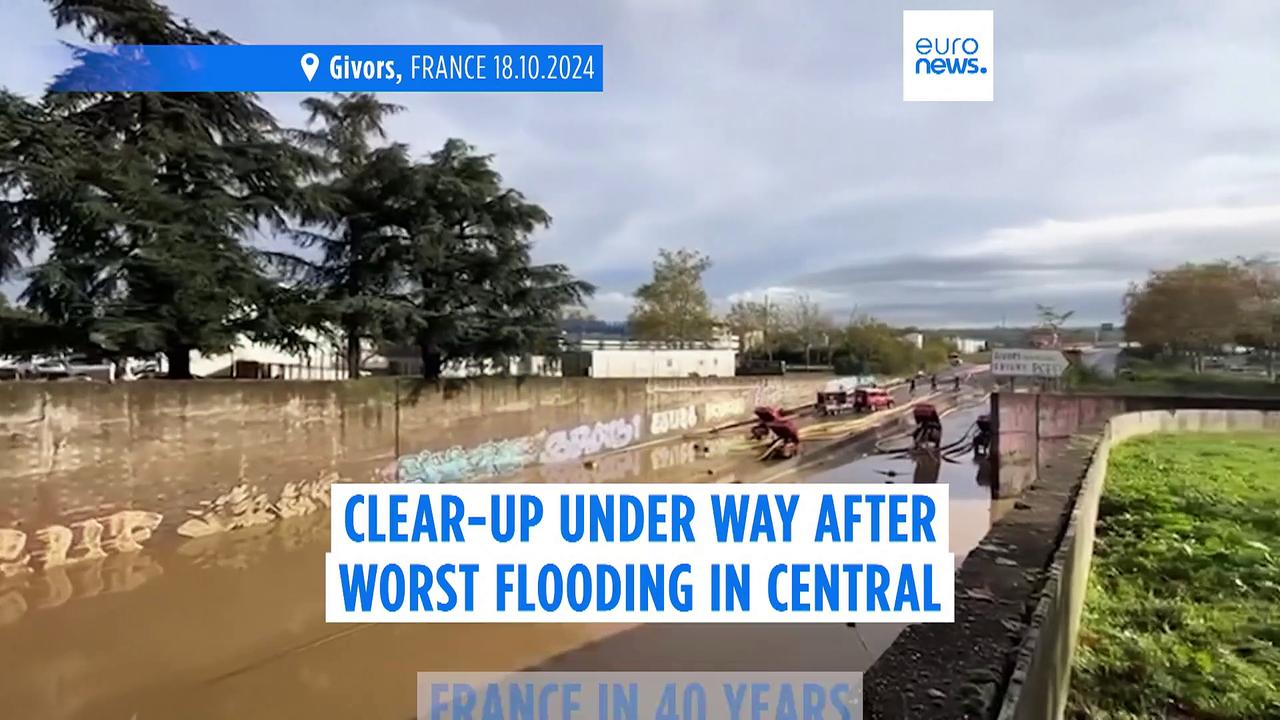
[[49, 45, 604, 93]]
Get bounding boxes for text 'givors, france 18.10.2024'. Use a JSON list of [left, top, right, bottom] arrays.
[[49, 44, 604, 93]]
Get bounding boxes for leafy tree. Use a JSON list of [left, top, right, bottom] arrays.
[[402, 139, 593, 378], [1124, 262, 1251, 371], [629, 248, 716, 346], [280, 92, 412, 377], [1234, 256, 1280, 380], [1, 0, 311, 377], [831, 318, 917, 376]]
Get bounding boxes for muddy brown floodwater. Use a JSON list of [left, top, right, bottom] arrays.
[[528, 400, 1009, 674], [0, 385, 991, 720]]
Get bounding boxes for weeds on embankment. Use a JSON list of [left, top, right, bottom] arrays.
[[1069, 433, 1280, 720]]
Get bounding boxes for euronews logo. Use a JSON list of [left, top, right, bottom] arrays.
[[914, 37, 988, 76], [903, 10, 994, 102]]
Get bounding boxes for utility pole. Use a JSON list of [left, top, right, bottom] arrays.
[[764, 294, 772, 361]]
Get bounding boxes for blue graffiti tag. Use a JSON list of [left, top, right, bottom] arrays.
[[398, 437, 536, 484]]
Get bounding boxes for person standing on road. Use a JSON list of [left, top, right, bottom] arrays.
[[909, 377, 917, 395], [954, 376, 961, 391], [930, 374, 937, 392]]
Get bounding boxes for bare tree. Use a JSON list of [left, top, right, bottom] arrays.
[[786, 294, 830, 365], [1035, 304, 1075, 347]]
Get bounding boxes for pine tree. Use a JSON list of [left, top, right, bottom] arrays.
[[281, 93, 412, 377], [1, 0, 311, 376]]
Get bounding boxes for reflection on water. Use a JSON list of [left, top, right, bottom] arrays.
[[0, 429, 773, 720], [506, 435, 752, 484], [800, 402, 1001, 554], [530, 401, 1006, 673], [0, 398, 1018, 718]]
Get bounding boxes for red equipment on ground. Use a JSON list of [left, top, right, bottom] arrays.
[[752, 405, 800, 460], [751, 406, 783, 440], [912, 403, 943, 449]]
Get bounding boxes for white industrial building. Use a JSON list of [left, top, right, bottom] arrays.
[[384, 353, 562, 378], [186, 329, 371, 379], [560, 338, 738, 378], [948, 337, 988, 354]]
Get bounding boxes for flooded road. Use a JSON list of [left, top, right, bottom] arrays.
[[0, 380, 988, 719], [527, 399, 1006, 673]]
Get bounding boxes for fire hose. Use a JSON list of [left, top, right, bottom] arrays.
[[873, 420, 978, 456]]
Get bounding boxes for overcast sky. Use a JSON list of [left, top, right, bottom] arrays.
[[3, 0, 1280, 327]]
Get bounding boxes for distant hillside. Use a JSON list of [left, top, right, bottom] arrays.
[[920, 325, 1124, 347], [560, 318, 629, 338]]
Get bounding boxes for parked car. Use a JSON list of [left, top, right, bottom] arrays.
[[854, 387, 895, 412], [0, 358, 36, 380]]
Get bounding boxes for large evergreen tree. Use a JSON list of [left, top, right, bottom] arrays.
[[403, 139, 593, 378], [281, 93, 412, 377], [0, 0, 311, 376], [2, 3, 593, 380]]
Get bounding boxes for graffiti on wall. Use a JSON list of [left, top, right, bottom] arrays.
[[540, 415, 643, 464], [177, 474, 334, 538], [649, 405, 698, 437], [0, 509, 164, 578], [0, 510, 166, 625], [538, 436, 739, 484], [397, 438, 538, 484], [0, 494, 338, 627], [178, 504, 330, 570], [752, 382, 782, 408], [702, 398, 747, 424], [394, 413, 648, 482]]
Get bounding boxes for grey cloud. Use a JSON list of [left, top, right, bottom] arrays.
[[3, 0, 1280, 324]]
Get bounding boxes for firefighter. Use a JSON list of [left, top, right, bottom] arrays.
[[973, 415, 993, 457]]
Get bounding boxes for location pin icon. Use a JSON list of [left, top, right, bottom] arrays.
[[300, 53, 319, 81]]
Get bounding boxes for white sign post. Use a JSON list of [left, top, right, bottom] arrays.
[[991, 349, 1070, 379]]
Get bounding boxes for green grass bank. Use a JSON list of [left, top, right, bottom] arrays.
[[1069, 432, 1280, 719]]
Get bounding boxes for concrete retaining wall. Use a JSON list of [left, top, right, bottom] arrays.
[[997, 409, 1280, 720], [0, 375, 829, 566], [993, 392, 1280, 497]]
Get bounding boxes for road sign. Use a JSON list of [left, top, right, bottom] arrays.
[[991, 348, 1070, 378]]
